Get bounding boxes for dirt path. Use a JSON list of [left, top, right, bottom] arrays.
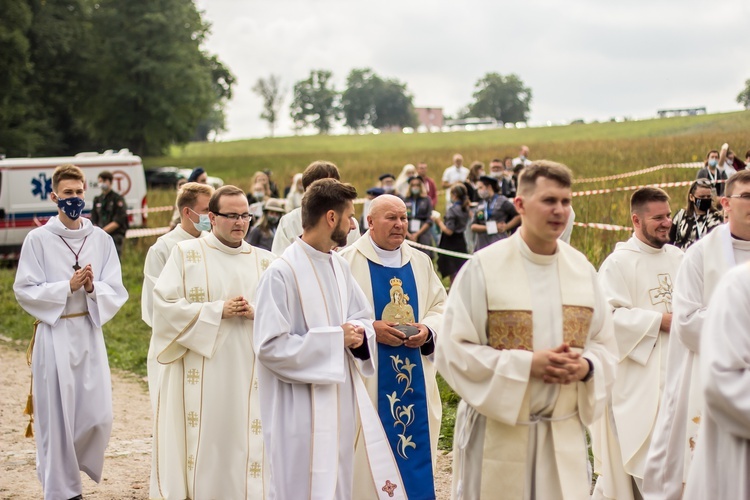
[[0, 339, 151, 500], [0, 340, 452, 499]]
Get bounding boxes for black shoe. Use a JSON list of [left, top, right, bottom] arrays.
[[68, 496, 83, 500]]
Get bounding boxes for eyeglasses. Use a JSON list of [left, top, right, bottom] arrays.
[[214, 212, 252, 221], [727, 193, 750, 201]]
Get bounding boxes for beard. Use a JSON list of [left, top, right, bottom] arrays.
[[331, 226, 349, 247], [642, 227, 668, 248]]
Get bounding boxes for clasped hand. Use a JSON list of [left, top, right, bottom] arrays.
[[69, 265, 94, 293], [222, 296, 254, 319], [342, 322, 365, 349], [530, 343, 589, 385]]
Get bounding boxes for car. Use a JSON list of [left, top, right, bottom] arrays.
[[145, 167, 185, 189]]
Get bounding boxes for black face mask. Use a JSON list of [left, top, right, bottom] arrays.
[[694, 198, 712, 212]]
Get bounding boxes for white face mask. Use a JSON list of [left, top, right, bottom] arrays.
[[189, 208, 211, 232], [253, 190, 265, 200]]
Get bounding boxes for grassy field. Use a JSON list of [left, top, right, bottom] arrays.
[[2, 110, 749, 451]]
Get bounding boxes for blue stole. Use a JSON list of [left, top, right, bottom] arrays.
[[367, 260, 435, 500]]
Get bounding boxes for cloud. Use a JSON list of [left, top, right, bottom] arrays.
[[196, 0, 750, 139]]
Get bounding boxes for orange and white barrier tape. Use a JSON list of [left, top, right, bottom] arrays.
[[573, 162, 702, 183], [126, 226, 171, 239], [573, 222, 631, 232], [572, 178, 724, 197], [126, 205, 174, 215]]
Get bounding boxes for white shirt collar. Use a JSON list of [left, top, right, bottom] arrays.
[[369, 234, 402, 268]]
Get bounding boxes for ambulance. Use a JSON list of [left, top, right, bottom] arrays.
[[0, 149, 148, 259]]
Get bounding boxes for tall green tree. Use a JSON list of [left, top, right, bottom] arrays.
[[252, 74, 284, 137], [0, 0, 43, 157], [341, 68, 416, 132], [26, 0, 96, 155], [466, 72, 532, 123], [738, 79, 750, 110], [290, 70, 339, 134], [81, 0, 223, 155], [372, 79, 416, 130], [341, 68, 378, 131], [193, 55, 235, 141]]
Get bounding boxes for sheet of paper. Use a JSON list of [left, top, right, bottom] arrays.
[[486, 220, 499, 235], [409, 219, 422, 233]]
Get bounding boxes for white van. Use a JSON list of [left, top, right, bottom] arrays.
[[0, 149, 148, 258]]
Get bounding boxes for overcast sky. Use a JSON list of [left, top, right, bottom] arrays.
[[194, 0, 750, 140]]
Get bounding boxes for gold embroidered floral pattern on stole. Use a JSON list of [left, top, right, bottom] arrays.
[[487, 310, 533, 351], [387, 355, 418, 459], [562, 305, 593, 348]]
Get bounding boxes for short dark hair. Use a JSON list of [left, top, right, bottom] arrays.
[[52, 164, 85, 190], [704, 149, 719, 166], [98, 170, 113, 182], [517, 161, 572, 195], [208, 185, 246, 214], [490, 158, 503, 164], [630, 187, 670, 214], [301, 161, 340, 190], [725, 169, 750, 197], [301, 179, 357, 230]]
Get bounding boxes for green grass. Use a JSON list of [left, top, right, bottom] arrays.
[[438, 374, 460, 451], [151, 111, 750, 192], [2, 111, 748, 451]]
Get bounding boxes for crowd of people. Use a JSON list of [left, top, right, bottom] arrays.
[[155, 149, 531, 288], [11, 142, 750, 499]]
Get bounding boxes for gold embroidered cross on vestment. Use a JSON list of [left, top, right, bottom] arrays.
[[187, 411, 199, 428], [188, 287, 205, 303], [186, 369, 200, 385], [185, 249, 201, 263], [249, 462, 262, 478]]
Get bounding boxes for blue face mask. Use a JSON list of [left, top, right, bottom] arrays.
[[56, 195, 85, 220], [708, 158, 718, 168], [189, 208, 211, 232]]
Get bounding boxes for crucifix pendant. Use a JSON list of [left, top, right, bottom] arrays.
[[73, 262, 81, 271]]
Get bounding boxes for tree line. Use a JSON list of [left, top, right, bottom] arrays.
[[253, 69, 533, 136], [0, 0, 233, 158]]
